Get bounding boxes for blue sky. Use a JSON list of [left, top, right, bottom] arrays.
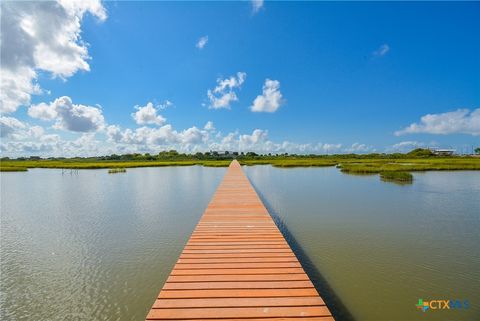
[[1, 1, 479, 157]]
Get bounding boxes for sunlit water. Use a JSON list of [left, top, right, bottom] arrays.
[[1, 166, 479, 321], [244, 166, 480, 321], [1, 167, 226, 321]]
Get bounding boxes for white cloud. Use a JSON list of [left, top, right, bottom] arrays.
[[100, 121, 351, 156], [204, 121, 215, 131], [28, 96, 105, 132], [373, 43, 390, 57], [250, 79, 284, 113], [395, 108, 480, 136], [251, 0, 264, 14], [344, 143, 374, 153], [132, 102, 166, 126], [57, 0, 107, 21], [28, 101, 58, 120], [158, 100, 173, 110], [207, 72, 246, 109], [196, 36, 208, 49], [106, 125, 123, 143], [2, 113, 371, 157], [0, 0, 106, 113], [0, 67, 42, 114], [105, 124, 209, 147], [388, 141, 426, 153], [0, 116, 26, 138], [0, 116, 47, 142]]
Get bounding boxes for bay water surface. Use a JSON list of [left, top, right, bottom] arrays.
[[1, 166, 479, 320]]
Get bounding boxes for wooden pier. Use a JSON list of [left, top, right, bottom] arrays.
[[146, 160, 334, 320]]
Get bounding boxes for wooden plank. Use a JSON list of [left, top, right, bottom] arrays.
[[158, 288, 320, 299], [166, 274, 310, 283], [181, 249, 292, 254], [170, 268, 305, 275], [186, 241, 288, 245], [184, 245, 290, 250], [148, 316, 335, 321], [147, 306, 332, 319], [152, 297, 325, 308], [179, 252, 296, 258], [162, 280, 314, 290], [177, 257, 298, 263], [174, 262, 301, 269], [145, 160, 334, 320]]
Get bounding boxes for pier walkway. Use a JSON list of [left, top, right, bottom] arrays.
[[146, 160, 334, 320]]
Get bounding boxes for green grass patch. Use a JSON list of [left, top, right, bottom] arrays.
[[239, 159, 338, 167], [0, 160, 202, 170], [380, 171, 413, 183], [108, 168, 126, 174], [0, 167, 28, 172], [1, 156, 479, 186], [201, 160, 231, 167], [338, 158, 480, 174]]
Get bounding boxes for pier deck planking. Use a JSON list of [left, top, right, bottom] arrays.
[[146, 160, 334, 320]]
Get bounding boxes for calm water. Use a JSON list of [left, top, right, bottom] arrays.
[[245, 166, 480, 321], [1, 166, 479, 321], [0, 167, 226, 321]]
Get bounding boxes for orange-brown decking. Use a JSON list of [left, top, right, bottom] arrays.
[[146, 160, 334, 320]]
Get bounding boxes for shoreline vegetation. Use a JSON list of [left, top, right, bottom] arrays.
[[1, 149, 479, 183], [108, 168, 127, 174], [379, 171, 413, 184]]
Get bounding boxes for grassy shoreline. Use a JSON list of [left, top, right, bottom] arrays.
[[0, 160, 233, 171], [2, 156, 479, 173], [379, 171, 414, 184], [2, 156, 479, 185]]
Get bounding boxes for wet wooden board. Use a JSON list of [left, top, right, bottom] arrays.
[[146, 160, 334, 320]]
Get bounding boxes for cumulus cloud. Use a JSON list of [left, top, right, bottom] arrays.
[[105, 124, 209, 147], [204, 121, 215, 131], [0, 0, 106, 113], [1, 68, 42, 114], [1, 132, 103, 157], [373, 43, 390, 57], [395, 108, 480, 136], [251, 0, 264, 14], [2, 112, 371, 157], [99, 121, 352, 156], [196, 36, 208, 49], [207, 72, 246, 109], [0, 116, 46, 142], [387, 141, 426, 153], [1, 119, 373, 158], [28, 101, 58, 120], [28, 96, 105, 132], [131, 102, 166, 126], [1, 116, 26, 138], [158, 100, 174, 110], [344, 142, 374, 153], [250, 79, 284, 112]]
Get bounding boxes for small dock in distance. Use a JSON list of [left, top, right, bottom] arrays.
[[146, 160, 334, 320]]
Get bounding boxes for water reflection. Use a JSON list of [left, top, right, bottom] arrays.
[[1, 166, 226, 321], [244, 166, 480, 321], [2, 166, 479, 321]]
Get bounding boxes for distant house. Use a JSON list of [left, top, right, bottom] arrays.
[[431, 148, 455, 156], [209, 150, 233, 158]]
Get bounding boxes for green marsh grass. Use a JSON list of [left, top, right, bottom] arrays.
[[108, 168, 126, 174], [1, 156, 479, 185], [240, 159, 338, 167], [0, 167, 28, 172], [380, 171, 413, 183]]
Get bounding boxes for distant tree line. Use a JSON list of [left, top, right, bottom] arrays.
[[1, 148, 477, 162]]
